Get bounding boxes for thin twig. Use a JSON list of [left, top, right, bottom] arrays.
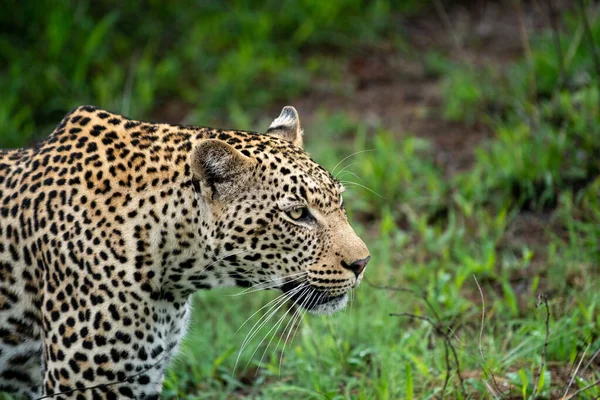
[[364, 279, 418, 296], [563, 379, 600, 399], [442, 340, 451, 399], [365, 278, 443, 323], [376, 279, 468, 398], [564, 340, 593, 398], [389, 313, 438, 329], [447, 333, 466, 394], [474, 275, 486, 365], [389, 311, 465, 399], [531, 293, 550, 399], [565, 334, 593, 388], [473, 275, 503, 397], [563, 342, 600, 400], [581, 347, 600, 378]]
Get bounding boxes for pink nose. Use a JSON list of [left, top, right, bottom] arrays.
[[342, 256, 370, 277]]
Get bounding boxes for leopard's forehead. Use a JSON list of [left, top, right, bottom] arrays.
[[206, 129, 342, 206]]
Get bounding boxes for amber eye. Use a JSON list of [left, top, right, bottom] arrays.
[[287, 207, 305, 220]]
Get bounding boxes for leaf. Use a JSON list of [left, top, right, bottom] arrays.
[[405, 363, 413, 400]]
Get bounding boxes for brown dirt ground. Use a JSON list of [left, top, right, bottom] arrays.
[[295, 0, 574, 176]]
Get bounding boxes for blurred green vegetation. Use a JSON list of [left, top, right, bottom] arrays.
[[2, 0, 600, 399], [0, 0, 424, 148]]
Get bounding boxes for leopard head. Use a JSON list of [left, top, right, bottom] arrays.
[[189, 106, 370, 314]]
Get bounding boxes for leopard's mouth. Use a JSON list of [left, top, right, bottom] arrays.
[[281, 280, 348, 314]]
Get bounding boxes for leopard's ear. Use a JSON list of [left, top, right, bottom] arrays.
[[191, 140, 253, 200], [266, 106, 303, 148]]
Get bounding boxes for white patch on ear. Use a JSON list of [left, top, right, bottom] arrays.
[[266, 106, 304, 148], [268, 106, 299, 130]]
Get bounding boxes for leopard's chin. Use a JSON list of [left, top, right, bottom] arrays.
[[281, 280, 349, 315], [307, 292, 348, 315]]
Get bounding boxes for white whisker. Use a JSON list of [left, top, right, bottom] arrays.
[[234, 284, 306, 373], [232, 278, 304, 297], [274, 295, 306, 374], [195, 249, 253, 278], [276, 289, 317, 374], [336, 170, 365, 185], [234, 291, 289, 336], [334, 162, 356, 179], [236, 283, 305, 339], [240, 271, 307, 290], [233, 292, 291, 374], [242, 285, 308, 370], [230, 272, 307, 296], [339, 180, 385, 199], [254, 289, 306, 371], [287, 292, 320, 355], [331, 149, 374, 175]]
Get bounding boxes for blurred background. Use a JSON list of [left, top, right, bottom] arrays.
[[2, 0, 600, 398]]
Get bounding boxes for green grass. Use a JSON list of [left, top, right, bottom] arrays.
[[0, 0, 421, 148], [2, 1, 600, 399]]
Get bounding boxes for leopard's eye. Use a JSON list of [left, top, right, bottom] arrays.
[[287, 207, 306, 220]]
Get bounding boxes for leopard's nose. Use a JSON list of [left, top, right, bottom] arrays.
[[341, 256, 370, 278]]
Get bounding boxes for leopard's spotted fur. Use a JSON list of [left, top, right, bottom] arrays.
[[0, 105, 369, 398]]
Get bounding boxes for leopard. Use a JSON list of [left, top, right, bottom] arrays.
[[0, 105, 370, 399]]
